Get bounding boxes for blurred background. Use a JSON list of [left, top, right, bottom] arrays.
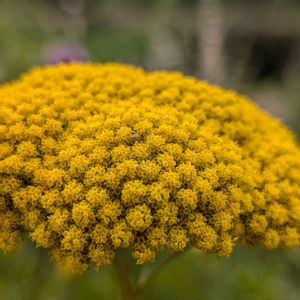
[[0, 0, 300, 299]]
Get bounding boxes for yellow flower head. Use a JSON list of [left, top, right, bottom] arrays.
[[0, 63, 299, 273]]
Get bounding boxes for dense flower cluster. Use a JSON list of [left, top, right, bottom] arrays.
[[0, 63, 299, 273]]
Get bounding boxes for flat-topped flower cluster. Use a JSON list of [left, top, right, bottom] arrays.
[[0, 63, 299, 273]]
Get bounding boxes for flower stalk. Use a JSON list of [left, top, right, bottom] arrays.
[[113, 249, 185, 300], [113, 249, 141, 300]]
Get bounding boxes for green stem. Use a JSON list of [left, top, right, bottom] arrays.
[[136, 251, 182, 292], [25, 249, 49, 300], [113, 250, 141, 300], [113, 250, 185, 300]]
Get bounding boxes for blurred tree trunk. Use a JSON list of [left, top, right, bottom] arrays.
[[197, 0, 226, 84]]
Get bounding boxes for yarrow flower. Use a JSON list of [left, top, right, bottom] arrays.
[[0, 63, 299, 274]]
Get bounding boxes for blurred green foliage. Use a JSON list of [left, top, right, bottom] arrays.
[[1, 240, 300, 300], [0, 0, 300, 299]]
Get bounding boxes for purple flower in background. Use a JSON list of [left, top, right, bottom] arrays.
[[43, 41, 89, 64]]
